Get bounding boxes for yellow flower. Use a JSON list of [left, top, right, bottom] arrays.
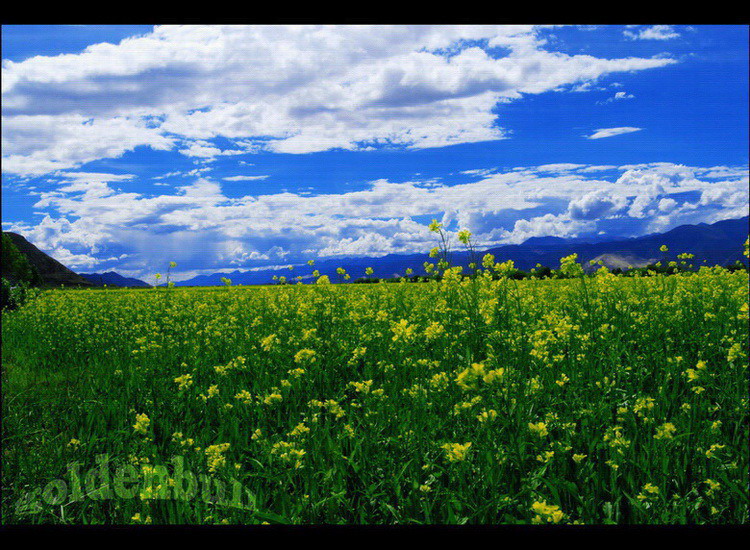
[[424, 321, 445, 340], [270, 440, 306, 468], [704, 479, 721, 496], [289, 423, 310, 437], [263, 392, 282, 405], [528, 422, 548, 438], [477, 409, 497, 423], [294, 348, 317, 364], [441, 442, 472, 462], [531, 500, 565, 524], [199, 384, 220, 401], [288, 367, 306, 378], [205, 443, 230, 472], [131, 513, 152, 524], [260, 334, 278, 352], [483, 368, 505, 385], [348, 380, 373, 394], [572, 454, 587, 463], [559, 253, 583, 277], [456, 362, 485, 390], [633, 396, 655, 418], [133, 413, 150, 435], [536, 450, 554, 463], [654, 422, 677, 440], [528, 376, 543, 393], [604, 426, 630, 453], [174, 373, 193, 390], [636, 483, 660, 501], [391, 319, 416, 342], [234, 390, 253, 404], [727, 343, 743, 363], [482, 253, 495, 270], [705, 443, 725, 458]]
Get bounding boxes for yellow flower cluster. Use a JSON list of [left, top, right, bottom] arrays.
[[531, 500, 565, 524], [205, 443, 230, 473], [132, 413, 150, 435], [441, 442, 472, 462]]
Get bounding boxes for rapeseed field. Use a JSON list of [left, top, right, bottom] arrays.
[[2, 235, 748, 524]]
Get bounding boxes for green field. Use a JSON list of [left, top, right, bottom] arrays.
[[2, 260, 748, 524]]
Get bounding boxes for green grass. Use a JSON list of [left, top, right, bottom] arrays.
[[2, 265, 748, 524]]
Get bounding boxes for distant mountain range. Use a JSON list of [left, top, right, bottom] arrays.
[[3, 216, 747, 289], [79, 271, 150, 288], [176, 216, 749, 286]]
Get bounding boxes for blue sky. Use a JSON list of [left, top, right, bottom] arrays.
[[2, 25, 748, 280]]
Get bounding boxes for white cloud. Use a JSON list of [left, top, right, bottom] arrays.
[[1, 115, 173, 175], [658, 197, 678, 212], [568, 188, 629, 220], [624, 25, 680, 41], [177, 140, 246, 159], [6, 162, 746, 277], [599, 91, 635, 104], [510, 213, 594, 243], [587, 127, 642, 139], [3, 25, 676, 176]]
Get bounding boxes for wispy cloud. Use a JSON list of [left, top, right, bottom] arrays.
[[587, 127, 642, 140], [223, 175, 270, 182]]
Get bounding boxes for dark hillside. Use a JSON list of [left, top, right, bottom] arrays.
[[3, 232, 91, 287]]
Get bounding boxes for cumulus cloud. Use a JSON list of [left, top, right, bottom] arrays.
[[568, 188, 629, 220], [587, 127, 642, 139], [2, 25, 676, 176]]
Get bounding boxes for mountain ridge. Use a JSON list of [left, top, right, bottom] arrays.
[[79, 271, 151, 288], [176, 216, 749, 286]]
